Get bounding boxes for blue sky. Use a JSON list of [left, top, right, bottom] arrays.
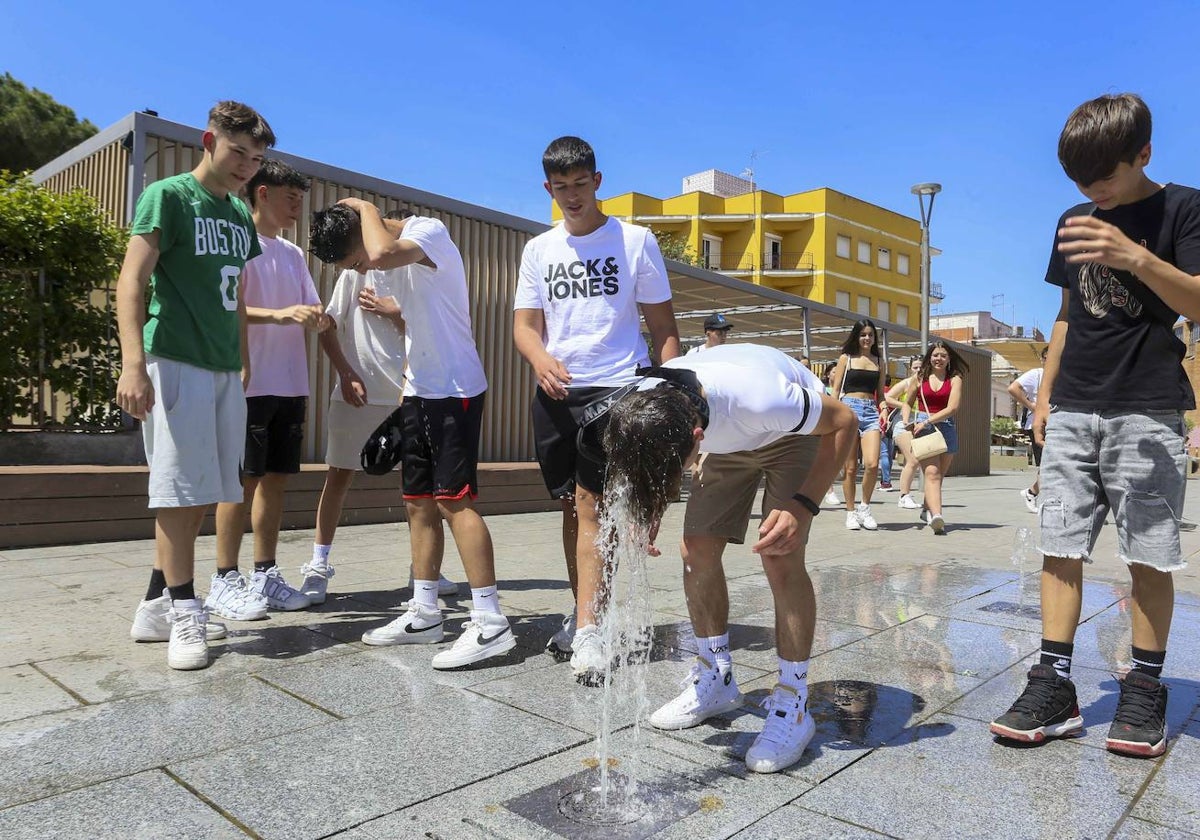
[[9, 0, 1200, 334]]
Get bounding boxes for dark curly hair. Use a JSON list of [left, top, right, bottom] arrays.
[[603, 387, 699, 528], [309, 205, 361, 264]]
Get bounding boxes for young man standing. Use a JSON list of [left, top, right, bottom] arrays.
[[210, 159, 328, 620], [991, 93, 1200, 757], [513, 136, 681, 681], [599, 343, 857, 772], [1008, 347, 1048, 513], [121, 101, 274, 670], [686, 313, 733, 355], [310, 201, 513, 668]]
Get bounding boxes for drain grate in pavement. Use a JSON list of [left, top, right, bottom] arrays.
[[978, 601, 1042, 620], [504, 768, 698, 840]]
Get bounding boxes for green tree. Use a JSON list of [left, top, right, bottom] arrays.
[[0, 172, 127, 427], [0, 73, 99, 173], [652, 230, 700, 266]]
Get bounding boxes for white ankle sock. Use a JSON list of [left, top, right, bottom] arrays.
[[470, 585, 501, 615], [413, 579, 439, 610], [312, 544, 332, 564], [778, 657, 810, 708], [699, 632, 732, 673]]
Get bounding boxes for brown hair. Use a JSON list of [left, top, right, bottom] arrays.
[[1058, 93, 1150, 187], [207, 100, 276, 148]]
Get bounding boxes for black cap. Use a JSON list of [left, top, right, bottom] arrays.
[[703, 313, 733, 331]]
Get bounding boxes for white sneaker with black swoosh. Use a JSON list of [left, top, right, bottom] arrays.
[[362, 602, 444, 646], [431, 611, 516, 669]]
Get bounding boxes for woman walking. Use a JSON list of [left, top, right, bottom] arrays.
[[900, 341, 968, 535], [830, 320, 886, 530], [886, 357, 925, 510]]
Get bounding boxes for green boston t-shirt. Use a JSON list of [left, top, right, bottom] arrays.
[[131, 173, 262, 372]]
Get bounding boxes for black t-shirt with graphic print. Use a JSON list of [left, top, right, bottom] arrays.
[[1045, 183, 1200, 410]]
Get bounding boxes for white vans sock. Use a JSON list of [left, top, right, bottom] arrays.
[[778, 657, 810, 708], [699, 632, 733, 673]]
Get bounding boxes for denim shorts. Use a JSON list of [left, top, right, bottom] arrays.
[[911, 412, 958, 455], [843, 396, 880, 437], [1039, 408, 1187, 571]]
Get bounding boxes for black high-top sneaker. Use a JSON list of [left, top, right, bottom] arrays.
[[1106, 671, 1168, 757], [990, 663, 1084, 742]]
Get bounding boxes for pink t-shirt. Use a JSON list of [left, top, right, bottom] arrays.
[[243, 234, 321, 398]]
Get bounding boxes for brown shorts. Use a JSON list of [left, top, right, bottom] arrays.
[[683, 435, 821, 544]]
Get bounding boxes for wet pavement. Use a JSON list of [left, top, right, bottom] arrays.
[[2, 469, 1199, 839]]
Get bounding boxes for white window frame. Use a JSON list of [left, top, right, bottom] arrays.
[[701, 234, 722, 271], [764, 233, 783, 270], [896, 304, 910, 327], [876, 300, 890, 322], [835, 290, 851, 311], [897, 253, 910, 275], [856, 295, 871, 316], [877, 247, 890, 270], [836, 234, 851, 259], [857, 240, 871, 264]]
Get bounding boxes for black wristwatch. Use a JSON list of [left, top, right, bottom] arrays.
[[791, 493, 821, 516]]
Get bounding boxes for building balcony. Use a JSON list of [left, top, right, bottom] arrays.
[[703, 251, 814, 274], [930, 281, 944, 302]]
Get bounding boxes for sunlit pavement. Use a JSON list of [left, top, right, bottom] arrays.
[[2, 469, 1199, 839]]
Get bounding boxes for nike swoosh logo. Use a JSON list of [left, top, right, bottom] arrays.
[[477, 629, 509, 645], [404, 622, 441, 634]]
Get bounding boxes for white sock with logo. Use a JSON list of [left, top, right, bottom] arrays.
[[413, 579, 439, 610], [470, 585, 502, 616], [312, 544, 332, 564], [699, 632, 732, 674], [778, 657, 810, 709]]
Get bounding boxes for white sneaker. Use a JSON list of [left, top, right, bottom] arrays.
[[649, 657, 743, 730], [362, 602, 444, 646], [929, 513, 946, 535], [546, 612, 577, 660], [856, 503, 878, 531], [898, 493, 920, 510], [431, 611, 516, 669], [1020, 488, 1039, 514], [845, 510, 861, 531], [131, 590, 226, 641], [408, 571, 460, 597], [299, 560, 335, 605], [249, 567, 312, 611], [745, 684, 816, 773], [570, 624, 608, 686], [166, 600, 210, 671], [822, 490, 841, 507], [206, 571, 269, 621]]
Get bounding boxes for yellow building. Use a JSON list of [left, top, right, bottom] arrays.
[[554, 169, 939, 330]]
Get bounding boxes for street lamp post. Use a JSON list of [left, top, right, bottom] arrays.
[[910, 182, 942, 356]]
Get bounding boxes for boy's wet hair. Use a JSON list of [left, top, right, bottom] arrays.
[[542, 136, 596, 178], [207, 100, 276, 148], [603, 388, 698, 529], [309, 205, 361, 264], [1058, 93, 1151, 187], [246, 159, 310, 208]]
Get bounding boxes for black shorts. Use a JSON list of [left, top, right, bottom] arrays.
[[400, 392, 485, 500], [244, 395, 307, 476], [531, 386, 619, 498]]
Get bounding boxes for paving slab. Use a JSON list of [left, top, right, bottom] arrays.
[[0, 663, 80, 723], [1130, 719, 1200, 835]]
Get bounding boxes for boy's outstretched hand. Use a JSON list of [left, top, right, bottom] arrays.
[[1058, 216, 1146, 272]]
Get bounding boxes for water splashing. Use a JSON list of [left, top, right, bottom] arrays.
[[1012, 526, 1037, 610]]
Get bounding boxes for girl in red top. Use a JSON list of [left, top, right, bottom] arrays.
[[900, 340, 969, 534]]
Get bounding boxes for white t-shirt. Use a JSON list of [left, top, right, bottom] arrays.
[[685, 343, 710, 356], [1014, 367, 1044, 430], [390, 216, 487, 399], [242, 235, 321, 398], [658, 343, 825, 454], [325, 269, 407, 406], [515, 217, 672, 387]]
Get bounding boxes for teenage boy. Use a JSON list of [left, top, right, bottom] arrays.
[[120, 101, 275, 670], [309, 201, 513, 668], [209, 159, 328, 620], [686, 313, 733, 355], [990, 93, 1200, 757], [1008, 347, 1048, 513], [513, 136, 681, 680], [598, 343, 857, 772]]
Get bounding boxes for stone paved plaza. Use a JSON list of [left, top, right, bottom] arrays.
[[2, 470, 1200, 839]]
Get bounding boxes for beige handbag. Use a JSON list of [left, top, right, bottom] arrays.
[[909, 381, 948, 461]]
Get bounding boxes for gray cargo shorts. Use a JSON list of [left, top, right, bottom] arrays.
[[1038, 407, 1187, 572]]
